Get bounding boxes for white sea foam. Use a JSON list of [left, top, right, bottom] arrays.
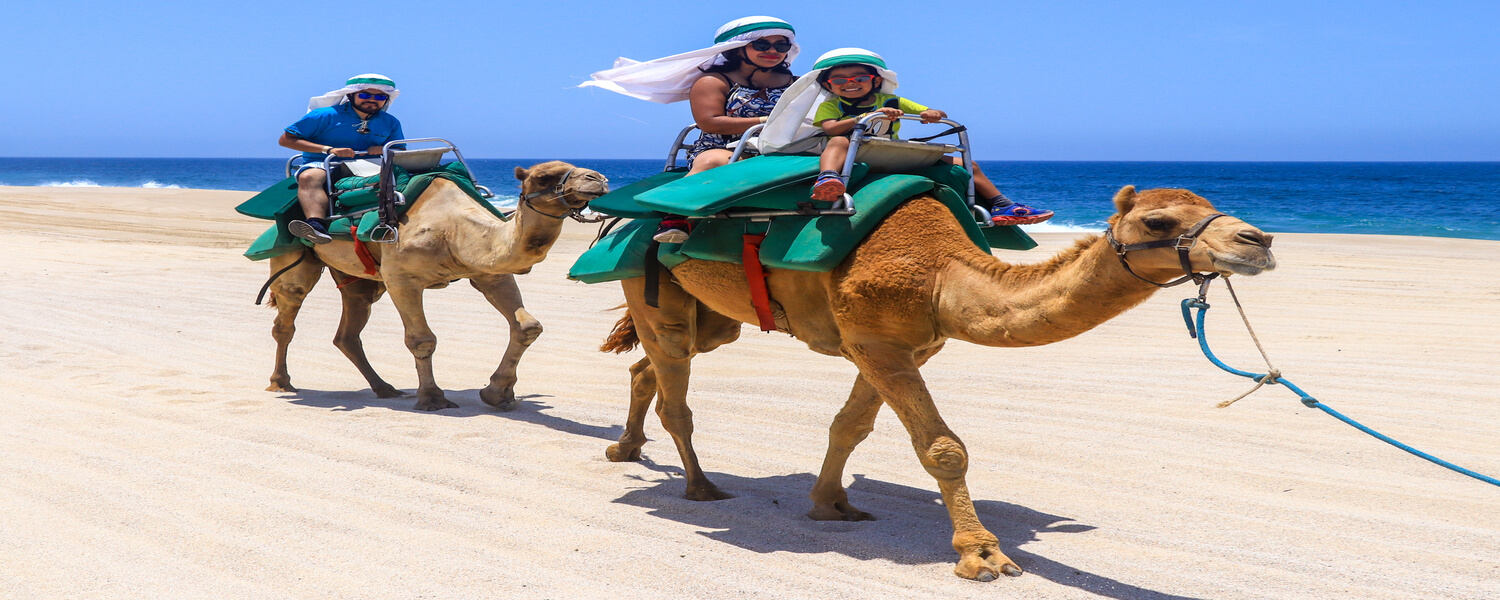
[[140, 181, 182, 189], [1019, 221, 1106, 233], [42, 180, 103, 187]]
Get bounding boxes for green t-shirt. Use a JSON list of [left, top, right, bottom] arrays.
[[813, 92, 929, 137]]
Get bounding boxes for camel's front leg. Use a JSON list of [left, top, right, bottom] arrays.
[[385, 277, 455, 411], [469, 274, 543, 411], [844, 339, 1020, 582], [809, 344, 943, 521], [330, 271, 403, 398], [265, 251, 324, 392]]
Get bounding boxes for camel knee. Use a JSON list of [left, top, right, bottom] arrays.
[[653, 322, 693, 359], [405, 335, 437, 359], [921, 437, 969, 480]]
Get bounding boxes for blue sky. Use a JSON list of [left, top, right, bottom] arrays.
[[6, 0, 1498, 160]]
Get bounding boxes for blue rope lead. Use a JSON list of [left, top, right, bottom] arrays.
[[1181, 296, 1500, 488]]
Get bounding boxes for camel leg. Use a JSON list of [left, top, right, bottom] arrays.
[[329, 270, 403, 398], [843, 339, 1020, 581], [384, 278, 456, 411], [470, 274, 544, 411], [265, 251, 325, 392], [620, 276, 730, 501], [809, 344, 944, 522], [605, 356, 655, 462]]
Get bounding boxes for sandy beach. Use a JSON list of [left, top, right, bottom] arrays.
[[2, 185, 1496, 599]]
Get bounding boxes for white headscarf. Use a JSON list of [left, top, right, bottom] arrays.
[[759, 49, 899, 154], [579, 16, 798, 104], [307, 74, 401, 112]]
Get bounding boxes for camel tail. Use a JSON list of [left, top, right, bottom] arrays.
[[600, 310, 639, 354]]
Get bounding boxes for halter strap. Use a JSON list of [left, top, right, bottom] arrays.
[[1105, 213, 1226, 288]]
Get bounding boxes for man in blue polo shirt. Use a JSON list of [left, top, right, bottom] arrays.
[[278, 74, 406, 244]]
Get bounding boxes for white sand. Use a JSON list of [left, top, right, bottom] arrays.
[[2, 185, 1497, 599]]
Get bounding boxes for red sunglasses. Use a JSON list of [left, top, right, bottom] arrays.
[[828, 75, 875, 85]]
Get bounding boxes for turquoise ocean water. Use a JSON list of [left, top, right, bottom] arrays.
[[2, 158, 1497, 240]]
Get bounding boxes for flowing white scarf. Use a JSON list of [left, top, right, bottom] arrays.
[[759, 49, 899, 154], [307, 74, 401, 112], [579, 16, 798, 104]]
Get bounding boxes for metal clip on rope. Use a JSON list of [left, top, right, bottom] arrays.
[[1183, 278, 1499, 488]]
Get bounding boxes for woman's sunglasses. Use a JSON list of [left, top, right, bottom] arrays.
[[748, 39, 793, 53], [356, 92, 390, 101], [828, 75, 876, 85]]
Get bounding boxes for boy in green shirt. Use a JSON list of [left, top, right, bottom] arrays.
[[807, 60, 1052, 225]]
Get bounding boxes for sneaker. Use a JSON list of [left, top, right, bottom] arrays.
[[652, 217, 691, 244], [990, 203, 1054, 226], [288, 219, 333, 244], [810, 173, 846, 201]]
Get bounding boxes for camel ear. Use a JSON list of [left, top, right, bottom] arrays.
[[514, 166, 529, 181], [1113, 185, 1137, 215]]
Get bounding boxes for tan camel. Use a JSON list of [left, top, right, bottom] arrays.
[[263, 161, 607, 411], [599, 186, 1276, 581]]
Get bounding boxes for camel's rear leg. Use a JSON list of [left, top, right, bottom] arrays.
[[265, 251, 325, 392], [330, 270, 403, 398], [385, 277, 456, 411], [470, 274, 543, 411], [809, 343, 944, 522], [843, 338, 1020, 581]]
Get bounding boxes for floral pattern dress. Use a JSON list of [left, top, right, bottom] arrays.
[[686, 83, 788, 167]]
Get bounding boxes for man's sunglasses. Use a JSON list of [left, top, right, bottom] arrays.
[[356, 92, 390, 101], [828, 75, 876, 85], [748, 39, 793, 53]]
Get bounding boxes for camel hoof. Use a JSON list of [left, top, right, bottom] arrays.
[[372, 384, 406, 399], [414, 397, 458, 411], [807, 504, 875, 522], [684, 486, 733, 502], [266, 382, 297, 393], [519, 324, 543, 346], [480, 386, 518, 411], [1001, 563, 1023, 577], [605, 444, 642, 462]]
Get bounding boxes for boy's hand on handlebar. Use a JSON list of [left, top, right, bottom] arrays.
[[365, 146, 384, 155], [919, 109, 946, 124], [876, 107, 903, 121], [330, 147, 357, 158]]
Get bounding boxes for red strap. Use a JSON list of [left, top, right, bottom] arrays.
[[353, 238, 380, 276], [741, 234, 777, 332], [335, 275, 361, 289]]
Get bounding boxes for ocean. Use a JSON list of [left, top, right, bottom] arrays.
[[3, 157, 1497, 240]]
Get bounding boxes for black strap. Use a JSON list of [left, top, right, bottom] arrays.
[[909, 125, 967, 143], [590, 216, 623, 249], [255, 250, 308, 305], [644, 239, 661, 308]]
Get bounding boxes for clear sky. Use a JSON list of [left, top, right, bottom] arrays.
[[6, 0, 1498, 160]]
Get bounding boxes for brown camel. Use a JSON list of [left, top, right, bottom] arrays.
[[600, 186, 1276, 581], [263, 161, 607, 411]]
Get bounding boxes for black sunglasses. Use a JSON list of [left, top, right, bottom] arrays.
[[356, 92, 390, 101], [748, 39, 793, 53]]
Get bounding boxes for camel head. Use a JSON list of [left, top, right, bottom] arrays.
[[1106, 186, 1276, 281], [513, 161, 610, 215]]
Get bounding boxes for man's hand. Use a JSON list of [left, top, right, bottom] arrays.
[[330, 147, 357, 158], [365, 146, 384, 156], [876, 107, 904, 121], [919, 109, 947, 124]]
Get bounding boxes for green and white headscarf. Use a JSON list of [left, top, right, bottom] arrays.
[[307, 73, 401, 112], [759, 49, 898, 154], [579, 16, 798, 104]]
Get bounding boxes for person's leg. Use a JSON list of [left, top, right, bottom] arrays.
[[289, 166, 333, 244], [686, 148, 732, 175], [811, 137, 850, 201], [945, 157, 1053, 225]]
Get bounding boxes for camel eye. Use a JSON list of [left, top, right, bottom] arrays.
[[1142, 216, 1175, 231]]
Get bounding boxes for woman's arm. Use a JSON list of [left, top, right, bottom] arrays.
[[689, 75, 764, 135]]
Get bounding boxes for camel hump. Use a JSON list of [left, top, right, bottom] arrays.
[[600, 311, 640, 354]]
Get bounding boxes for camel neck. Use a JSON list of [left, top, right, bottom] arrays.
[[934, 235, 1165, 348]]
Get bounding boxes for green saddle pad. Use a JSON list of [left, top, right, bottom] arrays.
[[589, 169, 687, 219], [633, 155, 869, 217]]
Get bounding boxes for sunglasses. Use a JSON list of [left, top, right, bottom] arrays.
[[356, 92, 390, 101], [748, 39, 793, 53], [828, 75, 876, 85]]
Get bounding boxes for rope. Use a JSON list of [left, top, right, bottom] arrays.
[[1182, 279, 1500, 488]]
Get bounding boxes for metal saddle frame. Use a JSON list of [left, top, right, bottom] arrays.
[[283, 138, 497, 243]]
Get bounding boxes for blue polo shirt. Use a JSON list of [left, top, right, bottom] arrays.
[[285, 103, 405, 162]]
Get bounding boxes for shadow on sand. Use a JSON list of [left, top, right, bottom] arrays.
[[282, 388, 623, 441], [613, 457, 1206, 600]]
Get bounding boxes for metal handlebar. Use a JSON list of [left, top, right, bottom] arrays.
[[844, 113, 978, 212]]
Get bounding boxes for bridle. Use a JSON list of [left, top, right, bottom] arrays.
[[1104, 213, 1227, 288], [519, 167, 609, 222]]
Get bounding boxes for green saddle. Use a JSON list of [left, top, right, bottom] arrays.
[[239, 162, 504, 261], [568, 161, 1037, 284]]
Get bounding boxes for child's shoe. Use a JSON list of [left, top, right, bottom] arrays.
[[810, 171, 846, 201], [652, 216, 692, 244], [289, 219, 333, 244], [990, 203, 1054, 225]]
